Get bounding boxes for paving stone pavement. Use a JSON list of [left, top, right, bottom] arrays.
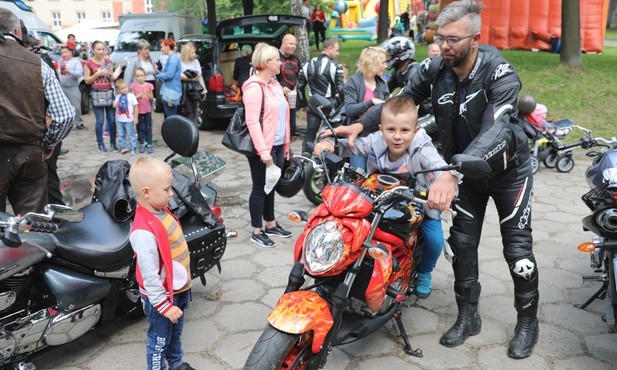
[[29, 111, 617, 369]]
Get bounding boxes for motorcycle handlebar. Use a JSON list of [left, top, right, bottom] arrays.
[[27, 220, 59, 233]]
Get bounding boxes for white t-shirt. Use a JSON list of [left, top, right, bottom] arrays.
[[115, 93, 139, 123], [181, 59, 202, 76]]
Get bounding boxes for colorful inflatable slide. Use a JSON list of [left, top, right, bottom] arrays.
[[326, 0, 398, 41]]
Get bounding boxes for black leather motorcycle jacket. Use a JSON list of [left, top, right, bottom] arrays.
[[297, 54, 345, 105], [360, 45, 529, 173]]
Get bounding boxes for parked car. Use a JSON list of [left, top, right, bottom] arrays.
[[176, 14, 305, 130]]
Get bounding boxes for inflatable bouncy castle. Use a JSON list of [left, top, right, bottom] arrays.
[[436, 0, 609, 53], [327, 0, 398, 41]]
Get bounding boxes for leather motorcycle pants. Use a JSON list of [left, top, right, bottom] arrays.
[[447, 157, 538, 301]]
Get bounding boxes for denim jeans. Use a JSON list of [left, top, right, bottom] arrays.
[[92, 105, 116, 147], [117, 120, 137, 151], [163, 103, 178, 118], [142, 289, 191, 370], [418, 216, 444, 274], [139, 112, 153, 145]]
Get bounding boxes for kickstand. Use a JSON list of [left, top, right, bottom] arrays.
[[577, 281, 608, 310], [393, 308, 423, 357]]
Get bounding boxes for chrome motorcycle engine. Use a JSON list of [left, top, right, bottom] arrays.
[[0, 304, 100, 365]]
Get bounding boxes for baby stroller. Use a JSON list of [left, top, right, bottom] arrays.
[[517, 95, 575, 173]]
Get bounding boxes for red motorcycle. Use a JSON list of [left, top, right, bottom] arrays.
[[244, 150, 490, 369]]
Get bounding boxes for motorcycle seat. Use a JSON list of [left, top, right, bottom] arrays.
[[52, 202, 134, 272]]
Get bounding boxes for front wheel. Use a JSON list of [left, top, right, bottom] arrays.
[[303, 162, 327, 206], [244, 324, 313, 370], [556, 155, 575, 173]]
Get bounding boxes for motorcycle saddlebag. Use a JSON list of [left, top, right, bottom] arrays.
[[182, 215, 227, 286]]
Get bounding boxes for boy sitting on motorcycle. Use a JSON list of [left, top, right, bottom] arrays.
[[314, 95, 459, 298]]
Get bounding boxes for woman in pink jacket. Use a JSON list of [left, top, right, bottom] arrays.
[[243, 42, 292, 248]]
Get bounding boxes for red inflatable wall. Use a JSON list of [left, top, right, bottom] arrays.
[[475, 0, 608, 53]]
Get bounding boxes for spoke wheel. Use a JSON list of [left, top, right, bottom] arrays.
[[543, 152, 558, 168]]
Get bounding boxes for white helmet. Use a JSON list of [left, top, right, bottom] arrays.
[[381, 36, 416, 69]]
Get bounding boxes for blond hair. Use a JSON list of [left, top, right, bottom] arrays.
[[251, 42, 279, 70], [356, 46, 387, 77], [180, 42, 196, 62], [128, 157, 172, 196]]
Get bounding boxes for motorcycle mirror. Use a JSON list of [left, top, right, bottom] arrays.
[[44, 204, 84, 223], [451, 154, 492, 179]]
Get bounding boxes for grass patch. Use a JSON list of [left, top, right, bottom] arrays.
[[329, 39, 617, 139], [606, 29, 617, 41]]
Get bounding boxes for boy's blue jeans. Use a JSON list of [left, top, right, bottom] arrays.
[[418, 216, 444, 274], [142, 289, 191, 370], [117, 120, 137, 151]]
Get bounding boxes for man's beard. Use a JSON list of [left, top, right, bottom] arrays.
[[445, 41, 472, 68]]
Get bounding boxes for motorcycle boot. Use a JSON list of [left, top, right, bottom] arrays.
[[440, 282, 482, 347], [508, 291, 539, 359]]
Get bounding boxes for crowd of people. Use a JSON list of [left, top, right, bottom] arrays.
[[1, 0, 542, 366]]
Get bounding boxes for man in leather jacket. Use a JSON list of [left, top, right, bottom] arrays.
[[297, 37, 345, 154], [333, 0, 538, 359], [0, 9, 74, 214]]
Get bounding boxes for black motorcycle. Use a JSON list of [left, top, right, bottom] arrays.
[[0, 115, 233, 369], [577, 136, 617, 332]]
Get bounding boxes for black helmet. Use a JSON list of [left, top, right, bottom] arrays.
[[381, 36, 416, 69], [517, 94, 537, 115], [276, 156, 304, 198]]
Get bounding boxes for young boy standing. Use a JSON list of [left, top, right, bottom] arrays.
[[314, 96, 459, 298], [128, 157, 195, 370], [130, 67, 155, 154], [113, 79, 139, 154]]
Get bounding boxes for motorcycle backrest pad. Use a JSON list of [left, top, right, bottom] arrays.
[[162, 115, 199, 158]]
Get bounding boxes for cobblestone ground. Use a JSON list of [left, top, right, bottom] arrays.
[[28, 110, 617, 369]]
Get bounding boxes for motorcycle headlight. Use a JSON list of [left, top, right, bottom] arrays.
[[303, 220, 344, 274]]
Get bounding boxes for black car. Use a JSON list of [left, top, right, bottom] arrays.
[[177, 14, 305, 130]]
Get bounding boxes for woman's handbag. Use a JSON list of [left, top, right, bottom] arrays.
[[161, 82, 182, 106], [221, 84, 264, 157], [91, 90, 114, 107]]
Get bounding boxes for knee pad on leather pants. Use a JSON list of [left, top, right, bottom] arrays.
[[447, 232, 480, 282], [507, 255, 538, 285]]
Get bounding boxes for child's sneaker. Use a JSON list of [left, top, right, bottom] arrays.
[[120, 148, 129, 154], [110, 143, 119, 152], [415, 271, 432, 298], [98, 145, 108, 155], [174, 363, 196, 370], [104, 130, 110, 137], [130, 150, 136, 155], [139, 144, 146, 153], [146, 145, 153, 154]]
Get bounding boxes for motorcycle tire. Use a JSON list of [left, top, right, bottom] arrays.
[[530, 155, 539, 174], [244, 324, 313, 369], [556, 155, 575, 173], [303, 162, 326, 206], [543, 153, 558, 168]]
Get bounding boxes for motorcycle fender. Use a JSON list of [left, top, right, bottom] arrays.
[[267, 291, 334, 353]]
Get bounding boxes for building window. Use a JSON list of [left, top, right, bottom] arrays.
[[52, 12, 61, 27], [145, 0, 153, 14], [77, 12, 86, 23], [102, 11, 112, 22]]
